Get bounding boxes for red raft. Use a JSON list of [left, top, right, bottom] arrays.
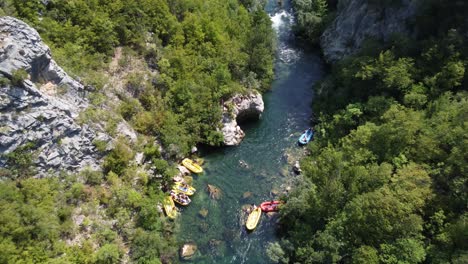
[[260, 201, 283, 212]]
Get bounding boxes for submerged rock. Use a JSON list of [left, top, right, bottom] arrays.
[[321, 0, 417, 62], [198, 208, 209, 218], [207, 184, 222, 200], [242, 191, 252, 199], [266, 212, 279, 219], [221, 91, 264, 146], [198, 222, 209, 233], [270, 189, 280, 197], [180, 242, 197, 260], [239, 159, 249, 169]]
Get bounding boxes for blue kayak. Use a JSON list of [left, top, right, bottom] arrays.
[[298, 128, 314, 145]]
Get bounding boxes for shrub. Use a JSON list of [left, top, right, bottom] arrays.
[[93, 139, 108, 153], [11, 68, 28, 86], [3, 141, 36, 178], [81, 168, 104, 186], [103, 139, 134, 175], [94, 243, 122, 264], [152, 159, 169, 175], [0, 77, 10, 86]]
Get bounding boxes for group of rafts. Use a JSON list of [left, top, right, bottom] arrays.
[[163, 158, 202, 219], [164, 128, 314, 226], [162, 158, 284, 231]]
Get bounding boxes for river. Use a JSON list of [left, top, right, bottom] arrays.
[[177, 1, 323, 263]]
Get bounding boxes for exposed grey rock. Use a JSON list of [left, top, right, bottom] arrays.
[[221, 91, 264, 146], [180, 242, 198, 260], [293, 160, 302, 174], [190, 146, 198, 153], [321, 0, 417, 62], [134, 152, 144, 165], [0, 17, 104, 176], [177, 165, 191, 176], [73, 214, 86, 226], [116, 121, 137, 143]]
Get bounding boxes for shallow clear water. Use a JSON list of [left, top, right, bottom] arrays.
[[177, 1, 324, 263]]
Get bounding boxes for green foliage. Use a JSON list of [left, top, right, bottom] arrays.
[[281, 2, 468, 262], [0, 178, 80, 263], [94, 243, 122, 264], [352, 246, 379, 264], [11, 68, 28, 86], [292, 0, 330, 44], [3, 141, 36, 178], [0, 77, 10, 86], [131, 228, 176, 264], [80, 168, 104, 186], [266, 242, 289, 263]]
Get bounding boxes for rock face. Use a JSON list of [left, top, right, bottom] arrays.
[[0, 16, 106, 175], [221, 91, 264, 146], [321, 0, 417, 62]]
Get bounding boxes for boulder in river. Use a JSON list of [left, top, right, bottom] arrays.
[[242, 191, 252, 199], [180, 242, 197, 260], [293, 161, 302, 174], [198, 208, 209, 218], [239, 159, 249, 169], [206, 184, 222, 200], [270, 189, 280, 197]]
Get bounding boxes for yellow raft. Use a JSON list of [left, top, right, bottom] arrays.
[[182, 158, 203, 174], [246, 207, 262, 231], [163, 196, 178, 219], [172, 181, 196, 196]]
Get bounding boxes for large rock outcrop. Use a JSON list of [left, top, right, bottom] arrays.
[[0, 16, 107, 175], [321, 0, 417, 62], [221, 91, 264, 146]]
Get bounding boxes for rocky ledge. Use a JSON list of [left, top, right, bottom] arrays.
[[220, 91, 264, 146], [321, 0, 417, 62], [0, 16, 108, 175]]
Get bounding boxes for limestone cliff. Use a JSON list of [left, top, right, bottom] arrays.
[[321, 0, 417, 62], [0, 16, 110, 175], [221, 91, 264, 146]]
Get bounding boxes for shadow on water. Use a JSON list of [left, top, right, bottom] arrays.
[[176, 1, 324, 263]]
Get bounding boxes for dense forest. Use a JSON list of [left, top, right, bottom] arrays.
[[0, 0, 274, 263], [272, 0, 468, 263]]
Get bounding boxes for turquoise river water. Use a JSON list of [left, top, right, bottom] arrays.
[[177, 1, 324, 263]]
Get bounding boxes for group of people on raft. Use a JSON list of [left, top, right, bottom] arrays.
[[170, 190, 191, 205]]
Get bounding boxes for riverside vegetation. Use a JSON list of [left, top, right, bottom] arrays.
[[270, 0, 468, 263], [0, 0, 274, 263]]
